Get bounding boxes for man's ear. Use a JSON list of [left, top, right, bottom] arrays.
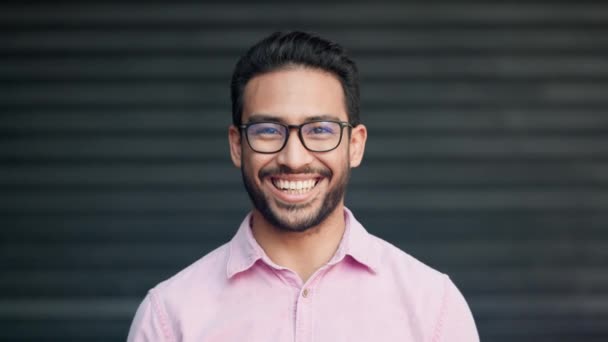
[[349, 124, 367, 168], [228, 125, 242, 168]]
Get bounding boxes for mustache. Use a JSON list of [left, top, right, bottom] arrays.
[[259, 165, 332, 179]]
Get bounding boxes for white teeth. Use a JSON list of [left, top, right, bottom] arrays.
[[273, 179, 317, 193]]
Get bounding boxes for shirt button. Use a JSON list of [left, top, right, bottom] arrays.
[[302, 288, 309, 298]]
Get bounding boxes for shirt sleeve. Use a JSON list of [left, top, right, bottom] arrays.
[[127, 291, 174, 342], [432, 277, 480, 342]]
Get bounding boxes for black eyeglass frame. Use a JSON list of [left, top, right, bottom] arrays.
[[239, 120, 353, 154]]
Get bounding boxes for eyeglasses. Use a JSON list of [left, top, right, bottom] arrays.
[[239, 120, 352, 154]]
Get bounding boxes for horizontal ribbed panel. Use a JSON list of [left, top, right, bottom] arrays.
[[2, 1, 607, 341]]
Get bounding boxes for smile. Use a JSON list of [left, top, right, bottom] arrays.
[[271, 178, 320, 195]]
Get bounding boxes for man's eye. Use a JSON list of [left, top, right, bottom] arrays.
[[255, 127, 279, 135], [307, 124, 335, 135], [250, 124, 284, 137]]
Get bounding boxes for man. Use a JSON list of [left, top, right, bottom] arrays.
[[128, 31, 479, 341]]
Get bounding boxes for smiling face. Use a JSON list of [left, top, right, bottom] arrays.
[[229, 67, 367, 233]]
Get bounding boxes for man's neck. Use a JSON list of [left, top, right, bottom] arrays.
[[250, 206, 346, 284]]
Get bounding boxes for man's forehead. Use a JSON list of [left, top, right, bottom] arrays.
[[241, 68, 348, 123]]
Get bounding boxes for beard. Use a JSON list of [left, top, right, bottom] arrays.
[[242, 163, 350, 233]]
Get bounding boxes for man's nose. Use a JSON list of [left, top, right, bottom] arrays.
[[275, 130, 314, 169]]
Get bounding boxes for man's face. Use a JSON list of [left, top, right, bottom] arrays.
[[228, 67, 366, 233]]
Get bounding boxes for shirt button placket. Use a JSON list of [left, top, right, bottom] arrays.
[[294, 287, 313, 342]]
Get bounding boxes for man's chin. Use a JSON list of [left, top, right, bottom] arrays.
[[264, 202, 322, 232]]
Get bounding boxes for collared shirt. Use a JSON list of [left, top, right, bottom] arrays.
[[128, 208, 479, 342]]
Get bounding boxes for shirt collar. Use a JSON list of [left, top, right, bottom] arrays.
[[226, 213, 265, 279], [226, 207, 380, 279], [335, 207, 380, 273]]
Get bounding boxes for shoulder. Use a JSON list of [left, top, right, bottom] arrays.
[[128, 242, 233, 341], [367, 234, 447, 323], [149, 241, 232, 309], [367, 233, 478, 340], [159, 241, 229, 289], [368, 233, 446, 286]]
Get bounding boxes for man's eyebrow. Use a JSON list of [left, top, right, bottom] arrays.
[[246, 114, 343, 123], [246, 114, 283, 123], [305, 115, 342, 122]]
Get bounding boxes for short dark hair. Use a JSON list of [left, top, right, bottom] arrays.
[[230, 31, 360, 126]]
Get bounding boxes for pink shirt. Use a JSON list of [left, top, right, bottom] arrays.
[[128, 208, 479, 342]]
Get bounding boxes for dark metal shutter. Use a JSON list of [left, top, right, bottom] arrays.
[[2, 2, 607, 341]]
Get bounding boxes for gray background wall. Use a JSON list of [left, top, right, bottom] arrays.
[[2, 1, 608, 341]]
